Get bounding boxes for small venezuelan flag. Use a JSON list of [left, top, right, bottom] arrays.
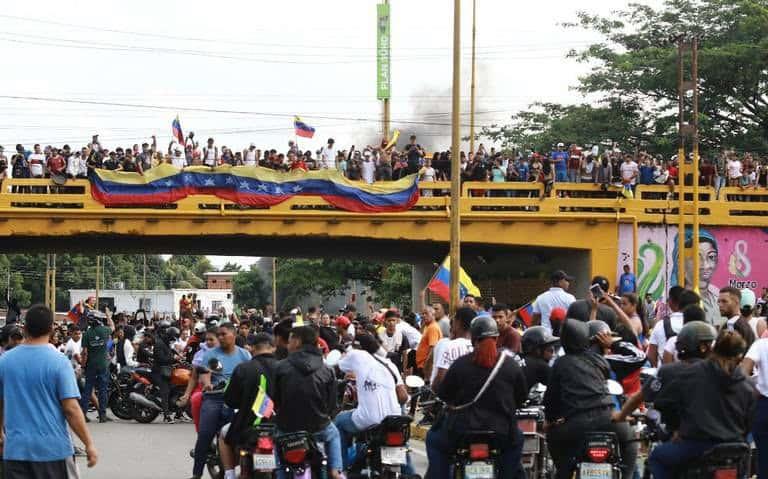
[[427, 256, 482, 302], [67, 302, 83, 322], [294, 116, 315, 139], [171, 116, 184, 145], [516, 302, 535, 327], [251, 375, 274, 425]]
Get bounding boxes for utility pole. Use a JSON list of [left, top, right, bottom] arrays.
[[272, 258, 278, 310], [676, 37, 700, 290], [95, 255, 101, 308], [676, 38, 687, 289], [449, 0, 462, 315], [45, 254, 51, 310], [469, 0, 477, 155], [142, 254, 147, 309], [691, 38, 701, 293], [51, 253, 56, 312]]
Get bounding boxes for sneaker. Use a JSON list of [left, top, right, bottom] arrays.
[[98, 416, 113, 424], [84, 415, 91, 423], [163, 416, 176, 424]]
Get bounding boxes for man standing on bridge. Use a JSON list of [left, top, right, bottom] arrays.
[[532, 270, 576, 332]]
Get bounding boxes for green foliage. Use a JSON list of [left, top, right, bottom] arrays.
[[232, 266, 270, 309], [220, 262, 244, 272], [484, 0, 768, 155], [275, 258, 412, 311]]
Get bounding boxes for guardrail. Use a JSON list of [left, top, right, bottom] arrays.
[[0, 178, 766, 226]]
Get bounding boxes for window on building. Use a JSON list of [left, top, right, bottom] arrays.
[[212, 300, 223, 311]]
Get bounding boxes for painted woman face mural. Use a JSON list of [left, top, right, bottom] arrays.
[[673, 227, 720, 325]]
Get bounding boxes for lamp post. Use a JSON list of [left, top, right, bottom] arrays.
[[449, 0, 462, 314]]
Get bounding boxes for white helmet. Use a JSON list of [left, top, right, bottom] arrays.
[[193, 322, 206, 334]]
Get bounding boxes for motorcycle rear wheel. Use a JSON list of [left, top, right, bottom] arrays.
[[133, 405, 160, 424], [108, 393, 134, 421]]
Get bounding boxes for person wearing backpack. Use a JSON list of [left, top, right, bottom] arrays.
[[425, 314, 527, 478], [647, 286, 685, 367]]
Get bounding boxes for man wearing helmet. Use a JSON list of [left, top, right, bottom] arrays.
[[184, 322, 207, 364], [543, 318, 638, 479], [153, 320, 180, 424], [521, 326, 559, 388], [426, 314, 528, 478]]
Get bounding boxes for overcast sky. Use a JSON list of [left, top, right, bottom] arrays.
[[1, 0, 659, 268]]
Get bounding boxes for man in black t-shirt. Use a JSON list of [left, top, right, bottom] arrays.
[[404, 135, 424, 175]]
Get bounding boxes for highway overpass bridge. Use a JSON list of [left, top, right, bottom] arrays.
[[2, 178, 766, 305]]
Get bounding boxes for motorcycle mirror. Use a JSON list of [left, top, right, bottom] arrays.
[[208, 358, 223, 373], [606, 379, 624, 396], [405, 375, 425, 389], [324, 349, 342, 368]]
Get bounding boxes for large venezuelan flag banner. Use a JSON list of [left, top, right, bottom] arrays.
[[89, 164, 419, 213]]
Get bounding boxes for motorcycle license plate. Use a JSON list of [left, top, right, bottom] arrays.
[[381, 446, 407, 465], [579, 462, 613, 479], [713, 469, 737, 479], [464, 462, 495, 479], [253, 454, 276, 471]]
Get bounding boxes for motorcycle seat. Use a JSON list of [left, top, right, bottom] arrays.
[[353, 415, 412, 442], [696, 442, 750, 463], [133, 367, 152, 377]]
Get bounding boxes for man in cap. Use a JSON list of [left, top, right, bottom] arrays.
[[551, 142, 569, 182], [531, 270, 576, 332], [320, 138, 337, 170]]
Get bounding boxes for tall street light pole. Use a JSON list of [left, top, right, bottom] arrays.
[[449, 0, 462, 315]]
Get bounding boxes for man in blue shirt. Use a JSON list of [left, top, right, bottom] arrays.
[[0, 304, 97, 479], [190, 322, 251, 479], [618, 264, 637, 294], [551, 143, 569, 182]]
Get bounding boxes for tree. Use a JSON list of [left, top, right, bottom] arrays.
[[220, 262, 244, 273], [564, 0, 768, 153], [232, 266, 270, 309], [168, 255, 215, 279], [480, 100, 654, 153]]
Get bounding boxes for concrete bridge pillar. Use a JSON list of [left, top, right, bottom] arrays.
[[411, 262, 435, 312]]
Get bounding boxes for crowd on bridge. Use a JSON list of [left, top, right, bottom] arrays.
[[0, 132, 765, 199]]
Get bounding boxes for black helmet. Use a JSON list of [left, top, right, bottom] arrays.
[[157, 320, 171, 330], [567, 300, 617, 330], [166, 327, 181, 341], [521, 326, 559, 355], [560, 318, 590, 354], [676, 322, 716, 359], [470, 314, 499, 341], [586, 320, 611, 340]]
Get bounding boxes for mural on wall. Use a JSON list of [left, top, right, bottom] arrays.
[[618, 225, 768, 325]]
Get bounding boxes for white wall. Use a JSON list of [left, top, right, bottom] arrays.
[[69, 289, 233, 318]]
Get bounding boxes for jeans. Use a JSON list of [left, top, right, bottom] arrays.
[[556, 170, 567, 182], [151, 370, 171, 418], [546, 408, 637, 479], [334, 410, 415, 473], [275, 422, 343, 479], [425, 426, 523, 479], [192, 394, 233, 477], [567, 169, 580, 183], [753, 396, 768, 478], [80, 368, 108, 417], [648, 439, 718, 479]]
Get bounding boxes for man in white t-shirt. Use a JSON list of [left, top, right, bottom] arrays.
[[647, 286, 686, 367], [727, 157, 743, 186], [532, 270, 576, 332], [335, 334, 404, 468], [27, 144, 46, 178], [319, 138, 337, 170], [662, 304, 707, 364], [620, 155, 639, 185], [361, 151, 376, 184], [63, 327, 83, 361], [431, 307, 475, 391]]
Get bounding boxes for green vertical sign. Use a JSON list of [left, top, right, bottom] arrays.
[[377, 3, 391, 100]]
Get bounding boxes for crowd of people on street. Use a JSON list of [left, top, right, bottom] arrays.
[[1, 263, 768, 478], [0, 133, 764, 201]]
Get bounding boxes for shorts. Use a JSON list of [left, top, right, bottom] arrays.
[[4, 457, 79, 479]]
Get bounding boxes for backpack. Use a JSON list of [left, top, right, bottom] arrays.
[[663, 315, 677, 339]]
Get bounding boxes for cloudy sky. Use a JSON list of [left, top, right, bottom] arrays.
[[0, 0, 659, 267]]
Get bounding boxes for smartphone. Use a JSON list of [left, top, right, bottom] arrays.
[[590, 283, 604, 299]]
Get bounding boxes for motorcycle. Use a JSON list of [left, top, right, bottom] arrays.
[[516, 383, 551, 479], [275, 431, 329, 479], [346, 415, 414, 478], [127, 362, 192, 423], [450, 431, 500, 479], [108, 366, 135, 421], [238, 423, 278, 479], [572, 380, 626, 479]]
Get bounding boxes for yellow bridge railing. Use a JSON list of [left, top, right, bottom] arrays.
[[0, 178, 766, 227]]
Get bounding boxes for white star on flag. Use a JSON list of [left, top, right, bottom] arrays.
[[256, 183, 268, 192], [239, 181, 251, 190], [291, 185, 303, 193], [164, 180, 174, 187], [225, 176, 235, 185], [273, 186, 284, 195], [203, 178, 215, 187]]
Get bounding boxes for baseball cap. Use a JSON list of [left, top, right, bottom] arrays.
[[551, 270, 574, 283], [741, 289, 757, 309], [557, 142, 565, 147], [336, 316, 350, 329], [550, 307, 566, 323]]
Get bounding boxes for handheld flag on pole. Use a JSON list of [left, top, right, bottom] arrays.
[[427, 256, 481, 302], [384, 129, 400, 150], [251, 374, 274, 426], [516, 302, 535, 327], [294, 116, 315, 139], [171, 116, 184, 145]]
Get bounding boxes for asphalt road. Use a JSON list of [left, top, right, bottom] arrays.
[[78, 418, 428, 479]]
